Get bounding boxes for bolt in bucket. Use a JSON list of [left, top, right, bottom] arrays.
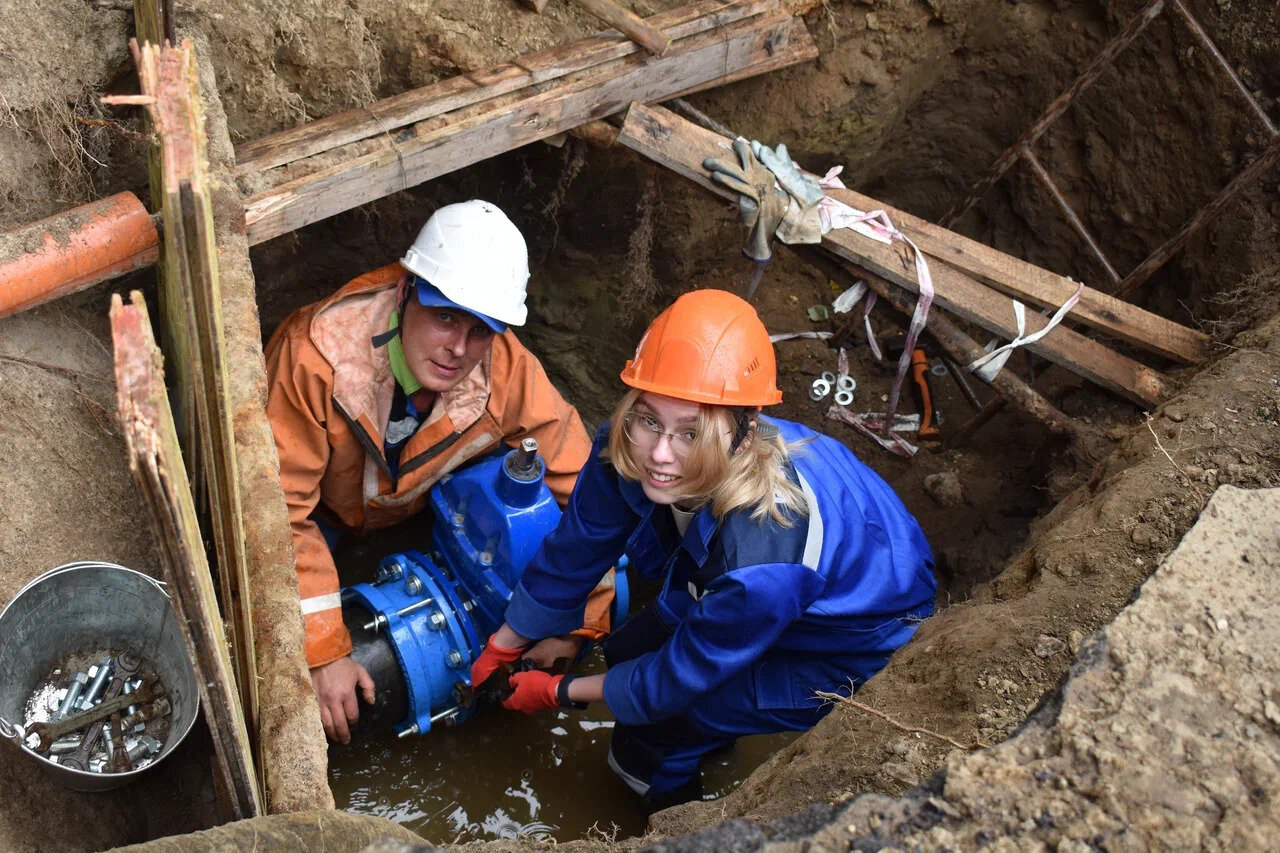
[[0, 561, 199, 792]]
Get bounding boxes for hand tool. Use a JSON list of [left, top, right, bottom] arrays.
[[28, 673, 160, 753]]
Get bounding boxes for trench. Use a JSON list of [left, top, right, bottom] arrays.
[[241, 19, 1088, 838]]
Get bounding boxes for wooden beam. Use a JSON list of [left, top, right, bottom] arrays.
[[616, 103, 1172, 408], [189, 36, 335, 812], [244, 13, 815, 245], [111, 290, 261, 819], [568, 0, 672, 55], [235, 0, 772, 174], [832, 185, 1209, 365], [133, 37, 261, 752]]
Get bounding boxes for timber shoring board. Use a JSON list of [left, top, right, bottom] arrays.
[[190, 34, 335, 813], [832, 186, 1209, 365], [111, 290, 261, 819], [135, 38, 261, 749], [234, 0, 773, 174], [616, 103, 1172, 408], [243, 13, 815, 245]]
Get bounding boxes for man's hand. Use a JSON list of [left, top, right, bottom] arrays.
[[522, 634, 585, 669], [311, 656, 376, 744], [470, 632, 527, 688], [502, 670, 563, 714]]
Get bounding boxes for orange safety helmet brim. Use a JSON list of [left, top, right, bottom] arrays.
[[620, 289, 783, 407]]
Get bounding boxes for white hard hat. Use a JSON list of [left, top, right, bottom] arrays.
[[400, 200, 530, 327]]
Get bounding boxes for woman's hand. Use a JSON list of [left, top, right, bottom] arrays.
[[502, 670, 563, 713], [522, 634, 585, 669], [469, 628, 528, 687]]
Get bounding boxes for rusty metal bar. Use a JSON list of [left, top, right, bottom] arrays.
[[1019, 145, 1122, 284], [939, 0, 1167, 228], [1115, 133, 1280, 299], [1169, 0, 1276, 137]]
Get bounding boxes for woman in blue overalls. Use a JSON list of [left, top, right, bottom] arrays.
[[471, 289, 936, 810]]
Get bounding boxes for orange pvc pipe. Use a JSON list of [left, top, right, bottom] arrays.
[[0, 192, 160, 319]]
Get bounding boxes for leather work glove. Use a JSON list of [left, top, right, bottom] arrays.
[[704, 137, 790, 261], [502, 669, 564, 714], [470, 633, 526, 688], [751, 141, 823, 246]]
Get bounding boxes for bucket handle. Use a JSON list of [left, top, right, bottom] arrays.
[[0, 715, 24, 743], [1, 561, 169, 623]]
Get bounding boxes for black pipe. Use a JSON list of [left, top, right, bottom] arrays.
[[343, 603, 410, 739]]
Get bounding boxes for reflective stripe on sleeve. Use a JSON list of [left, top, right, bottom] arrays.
[[300, 592, 342, 615]]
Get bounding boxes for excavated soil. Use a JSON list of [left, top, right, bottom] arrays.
[[0, 0, 1278, 849]]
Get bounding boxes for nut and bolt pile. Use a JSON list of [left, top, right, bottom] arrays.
[[24, 653, 168, 774]]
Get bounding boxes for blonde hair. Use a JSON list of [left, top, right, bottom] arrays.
[[605, 390, 808, 526]]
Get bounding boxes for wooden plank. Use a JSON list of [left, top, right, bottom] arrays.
[[244, 13, 814, 245], [134, 37, 261, 755], [234, 0, 773, 174], [616, 103, 1172, 408], [568, 0, 672, 55], [111, 289, 261, 819], [191, 38, 335, 813], [832, 185, 1209, 364]]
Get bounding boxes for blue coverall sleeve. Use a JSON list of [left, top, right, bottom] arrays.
[[505, 425, 638, 639], [603, 561, 826, 726]]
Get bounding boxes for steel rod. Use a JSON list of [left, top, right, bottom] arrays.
[[1019, 145, 1122, 284], [1115, 133, 1280, 299], [940, 0, 1167, 227], [943, 357, 984, 412], [1169, 0, 1276, 137]]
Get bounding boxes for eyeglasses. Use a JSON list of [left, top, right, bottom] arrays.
[[623, 412, 700, 457]]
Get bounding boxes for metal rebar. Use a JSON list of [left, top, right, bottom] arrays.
[[940, 0, 1168, 227], [1019, 146, 1121, 284], [1169, 0, 1276, 137], [942, 357, 983, 411], [1115, 133, 1280, 299]]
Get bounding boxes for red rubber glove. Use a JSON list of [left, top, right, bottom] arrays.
[[470, 633, 525, 687], [502, 669, 563, 714]]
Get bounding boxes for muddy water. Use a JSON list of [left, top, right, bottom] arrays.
[[328, 643, 801, 843], [328, 526, 800, 843]]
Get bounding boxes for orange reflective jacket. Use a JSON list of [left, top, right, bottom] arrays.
[[265, 264, 609, 667]]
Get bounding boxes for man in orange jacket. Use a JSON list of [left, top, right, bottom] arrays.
[[265, 200, 611, 743]]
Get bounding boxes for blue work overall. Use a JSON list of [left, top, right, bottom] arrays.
[[505, 417, 937, 802]]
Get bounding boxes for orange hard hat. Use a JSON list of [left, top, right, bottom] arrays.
[[620, 289, 782, 406]]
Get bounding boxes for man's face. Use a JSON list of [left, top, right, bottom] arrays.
[[400, 296, 496, 394]]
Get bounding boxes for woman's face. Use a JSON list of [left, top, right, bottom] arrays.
[[626, 392, 702, 506]]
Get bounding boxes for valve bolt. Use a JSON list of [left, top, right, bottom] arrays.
[[446, 650, 464, 668], [404, 576, 423, 596]]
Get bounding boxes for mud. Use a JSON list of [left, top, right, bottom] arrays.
[[0, 0, 1278, 848]]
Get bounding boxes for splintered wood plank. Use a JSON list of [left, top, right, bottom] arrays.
[[244, 13, 815, 245], [234, 0, 773, 174], [833, 186, 1209, 365], [133, 37, 262, 776], [617, 103, 1172, 408], [111, 290, 261, 820]]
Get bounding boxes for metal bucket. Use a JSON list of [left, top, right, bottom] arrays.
[[0, 561, 200, 792]]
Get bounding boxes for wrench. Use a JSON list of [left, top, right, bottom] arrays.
[[118, 697, 170, 733], [27, 674, 160, 752], [58, 653, 145, 771], [108, 712, 132, 773]]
